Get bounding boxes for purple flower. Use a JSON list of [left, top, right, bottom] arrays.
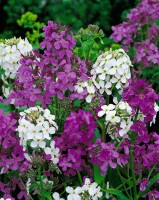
[[138, 178, 150, 191]]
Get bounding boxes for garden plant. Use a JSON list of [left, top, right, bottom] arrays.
[[0, 0, 159, 200]]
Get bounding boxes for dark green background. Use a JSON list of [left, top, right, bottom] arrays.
[[0, 0, 138, 38]]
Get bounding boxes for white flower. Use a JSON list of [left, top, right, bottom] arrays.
[[119, 119, 133, 136], [66, 186, 82, 200], [27, 124, 43, 140], [106, 110, 120, 124], [91, 48, 132, 94], [74, 82, 87, 93], [150, 103, 159, 126], [17, 38, 32, 55], [31, 139, 46, 149], [52, 192, 65, 200], [4, 45, 20, 62], [98, 104, 115, 117], [44, 141, 60, 164]]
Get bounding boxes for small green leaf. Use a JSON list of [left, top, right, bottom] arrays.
[[93, 164, 105, 184], [73, 99, 82, 107], [103, 188, 130, 200]]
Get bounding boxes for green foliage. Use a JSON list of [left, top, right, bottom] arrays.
[[17, 11, 44, 48], [141, 66, 159, 92]]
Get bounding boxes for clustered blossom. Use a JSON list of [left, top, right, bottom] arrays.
[[0, 37, 32, 79], [134, 40, 159, 67], [91, 48, 132, 95], [98, 100, 133, 138], [88, 138, 128, 175], [0, 110, 29, 199], [134, 131, 159, 171], [0, 177, 29, 200], [0, 109, 28, 174], [6, 21, 89, 108], [17, 106, 58, 152], [54, 109, 96, 176], [111, 0, 159, 67], [122, 78, 159, 123], [0, 38, 32, 98], [66, 178, 102, 200]]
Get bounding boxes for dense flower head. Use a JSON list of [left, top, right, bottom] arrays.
[[98, 101, 133, 138], [7, 22, 89, 107], [0, 37, 32, 79], [17, 106, 58, 154], [0, 177, 29, 200], [110, 0, 159, 69], [133, 131, 159, 173], [0, 109, 28, 174], [122, 78, 159, 122], [91, 48, 132, 95], [134, 40, 159, 67], [54, 109, 96, 176], [66, 178, 102, 200], [88, 139, 119, 175]]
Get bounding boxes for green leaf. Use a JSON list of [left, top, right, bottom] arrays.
[[102, 188, 130, 200], [73, 99, 82, 107], [94, 128, 101, 140], [0, 103, 11, 113], [93, 164, 105, 184], [42, 191, 52, 200]]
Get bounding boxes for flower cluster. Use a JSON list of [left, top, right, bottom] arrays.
[[0, 110, 29, 199], [98, 100, 133, 138], [6, 22, 89, 107], [122, 78, 159, 122], [91, 48, 132, 95], [17, 106, 58, 150], [66, 178, 102, 200], [0, 37, 32, 79], [0, 109, 28, 174], [54, 109, 96, 176], [110, 0, 159, 68]]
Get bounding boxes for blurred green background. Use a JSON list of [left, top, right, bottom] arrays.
[[0, 0, 138, 39]]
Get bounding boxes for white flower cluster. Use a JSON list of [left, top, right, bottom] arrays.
[[0, 37, 32, 79], [17, 106, 60, 164], [91, 48, 132, 95], [98, 100, 133, 138], [66, 178, 102, 200], [74, 79, 96, 103]]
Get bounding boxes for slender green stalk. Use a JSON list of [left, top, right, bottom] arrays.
[[76, 171, 82, 185], [130, 147, 138, 200], [148, 164, 157, 179], [117, 168, 132, 199]]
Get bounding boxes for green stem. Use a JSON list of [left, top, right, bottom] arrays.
[[76, 171, 82, 185], [148, 164, 157, 179], [130, 147, 138, 200], [117, 168, 132, 199]]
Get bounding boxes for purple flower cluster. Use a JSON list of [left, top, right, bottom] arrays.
[[88, 138, 129, 175], [133, 131, 159, 173], [0, 109, 28, 198], [134, 40, 159, 67], [0, 177, 29, 200], [7, 21, 89, 107], [110, 0, 159, 67], [54, 109, 96, 176], [122, 78, 159, 122], [0, 109, 28, 173]]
